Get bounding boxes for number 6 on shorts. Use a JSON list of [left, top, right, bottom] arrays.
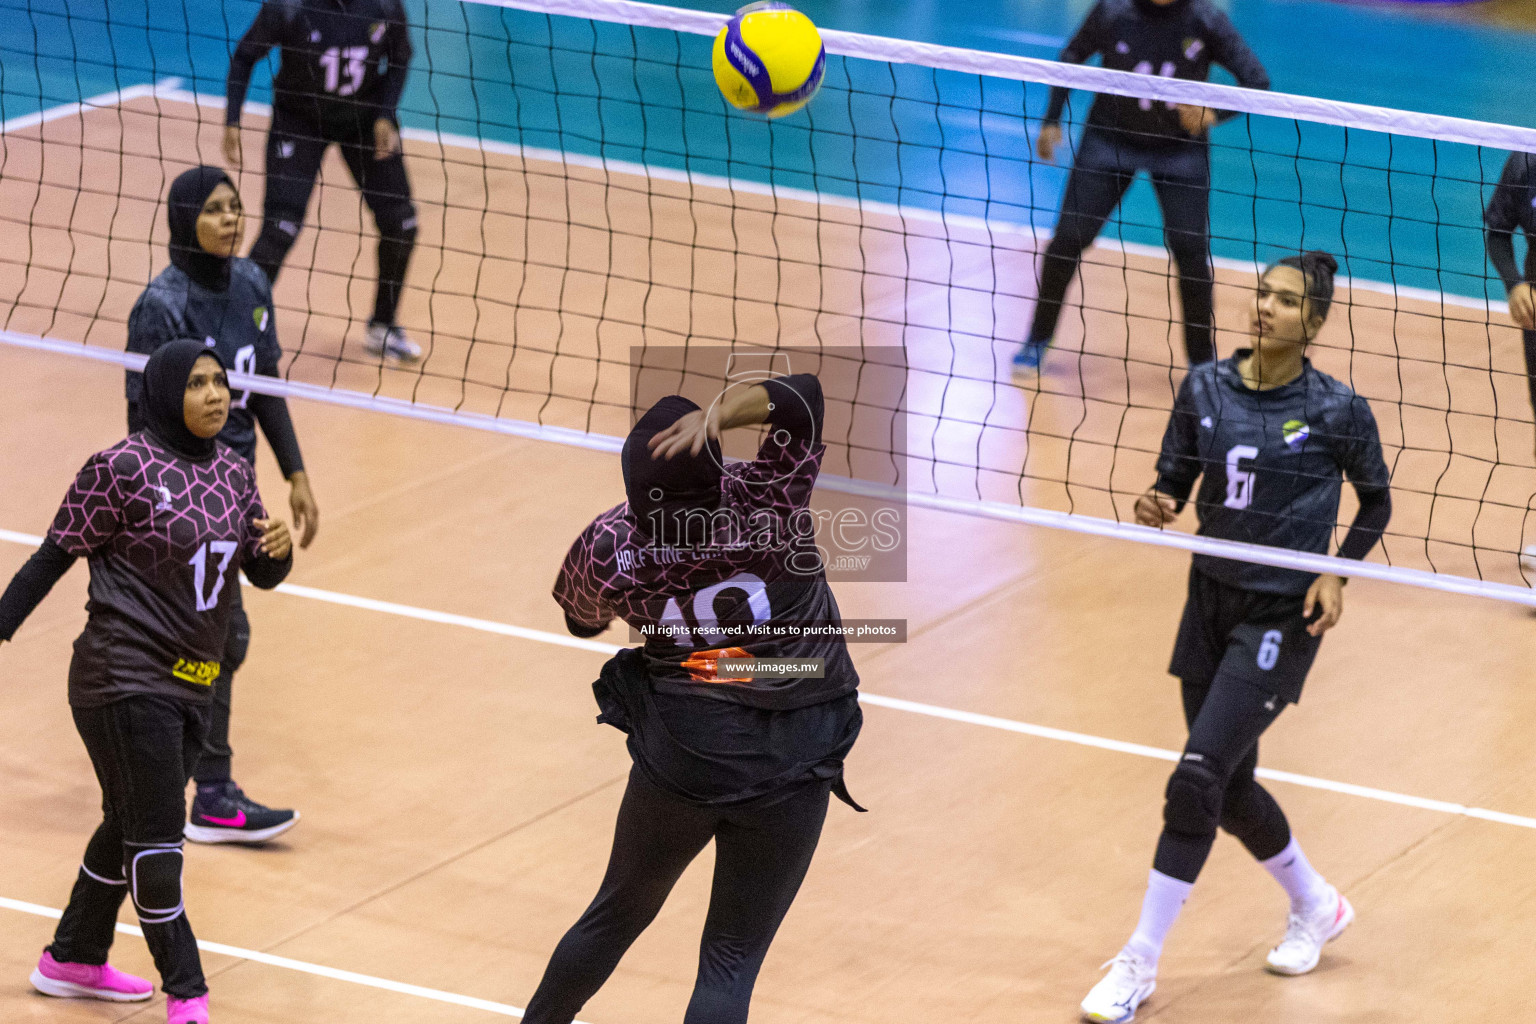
[[1256, 628, 1282, 671]]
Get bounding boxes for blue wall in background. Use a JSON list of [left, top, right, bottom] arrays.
[[2, 0, 1534, 298]]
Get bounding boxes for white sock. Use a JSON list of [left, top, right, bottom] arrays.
[[1261, 836, 1332, 912], [1123, 869, 1193, 966]]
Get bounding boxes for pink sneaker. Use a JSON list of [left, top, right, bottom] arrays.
[[167, 993, 210, 1024], [30, 948, 153, 1001]]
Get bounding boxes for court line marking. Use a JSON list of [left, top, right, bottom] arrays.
[[0, 79, 175, 135], [0, 896, 548, 1019], [1, 526, 1531, 830]]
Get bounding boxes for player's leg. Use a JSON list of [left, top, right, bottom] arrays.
[[1521, 328, 1536, 571], [56, 698, 210, 1016], [521, 767, 717, 1024], [247, 111, 328, 286], [683, 780, 831, 1024], [187, 590, 298, 845], [1149, 144, 1215, 365], [32, 741, 150, 1002], [337, 125, 421, 364], [1082, 571, 1234, 1023], [1217, 610, 1352, 975], [1016, 129, 1135, 371]]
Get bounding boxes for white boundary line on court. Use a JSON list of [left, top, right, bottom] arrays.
[[0, 896, 545, 1018], [463, 0, 1536, 152], [0, 80, 174, 135], [0, 526, 1531, 831]]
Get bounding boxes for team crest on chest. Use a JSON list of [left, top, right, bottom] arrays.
[[253, 305, 269, 332], [1282, 419, 1310, 448], [370, 22, 387, 43], [1183, 38, 1204, 60]]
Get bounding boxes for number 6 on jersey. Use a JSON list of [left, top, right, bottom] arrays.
[[1224, 444, 1259, 510]]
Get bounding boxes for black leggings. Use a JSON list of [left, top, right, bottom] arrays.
[[1152, 675, 1292, 884], [1029, 128, 1215, 365], [249, 109, 418, 328], [522, 767, 831, 1024], [50, 696, 209, 998], [194, 585, 249, 785]]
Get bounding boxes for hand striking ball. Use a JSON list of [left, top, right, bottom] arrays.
[[712, 2, 825, 119]]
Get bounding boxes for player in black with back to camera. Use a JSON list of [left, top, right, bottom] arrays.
[[128, 166, 316, 844], [1079, 252, 1392, 1024], [1017, 0, 1269, 373], [0, 340, 293, 1024], [224, 0, 421, 363], [528, 371, 862, 1024]]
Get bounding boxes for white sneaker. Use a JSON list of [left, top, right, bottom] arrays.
[[1265, 887, 1354, 976], [1081, 951, 1157, 1023], [1520, 544, 1536, 575], [363, 323, 422, 364]]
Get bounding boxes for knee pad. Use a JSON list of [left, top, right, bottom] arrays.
[[127, 844, 184, 925], [1162, 756, 1224, 838], [374, 200, 418, 242], [223, 608, 250, 673]]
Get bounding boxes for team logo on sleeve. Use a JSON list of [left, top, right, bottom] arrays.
[[253, 306, 269, 332], [1282, 419, 1310, 448]]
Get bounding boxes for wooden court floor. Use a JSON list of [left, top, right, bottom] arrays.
[[2, 90, 1536, 1023]]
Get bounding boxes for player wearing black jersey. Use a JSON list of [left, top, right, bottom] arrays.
[[127, 167, 317, 844], [0, 340, 293, 1024], [1482, 151, 1536, 572], [224, 0, 421, 363], [526, 373, 862, 1024], [1080, 253, 1391, 1023], [1016, 0, 1269, 373]]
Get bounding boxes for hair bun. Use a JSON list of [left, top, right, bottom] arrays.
[[1301, 250, 1338, 275]]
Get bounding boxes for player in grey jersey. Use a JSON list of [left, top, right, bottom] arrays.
[[1081, 252, 1391, 1023]]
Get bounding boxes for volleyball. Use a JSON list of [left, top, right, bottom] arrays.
[[712, 2, 826, 119]]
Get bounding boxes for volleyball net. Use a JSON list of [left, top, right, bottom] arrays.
[[3, 0, 1536, 602]]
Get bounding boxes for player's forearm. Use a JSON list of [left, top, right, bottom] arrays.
[[717, 384, 773, 431], [0, 540, 76, 641], [250, 392, 306, 478], [762, 374, 824, 438], [1336, 485, 1391, 561], [1486, 227, 1523, 294], [243, 549, 292, 590], [1152, 472, 1196, 512]]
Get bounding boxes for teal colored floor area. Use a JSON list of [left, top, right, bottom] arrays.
[[2, 0, 1535, 298]]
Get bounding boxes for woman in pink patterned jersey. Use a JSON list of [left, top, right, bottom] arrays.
[[526, 372, 862, 1024], [0, 339, 292, 1024]]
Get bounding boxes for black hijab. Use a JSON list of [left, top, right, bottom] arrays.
[[142, 338, 225, 462], [621, 396, 723, 541], [167, 166, 236, 292]]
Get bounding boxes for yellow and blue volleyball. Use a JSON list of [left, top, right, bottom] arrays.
[[712, 2, 825, 119]]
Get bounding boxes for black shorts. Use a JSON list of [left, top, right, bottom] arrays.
[[1169, 567, 1321, 704]]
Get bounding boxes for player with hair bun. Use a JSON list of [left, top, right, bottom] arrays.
[[1080, 251, 1393, 1023]]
